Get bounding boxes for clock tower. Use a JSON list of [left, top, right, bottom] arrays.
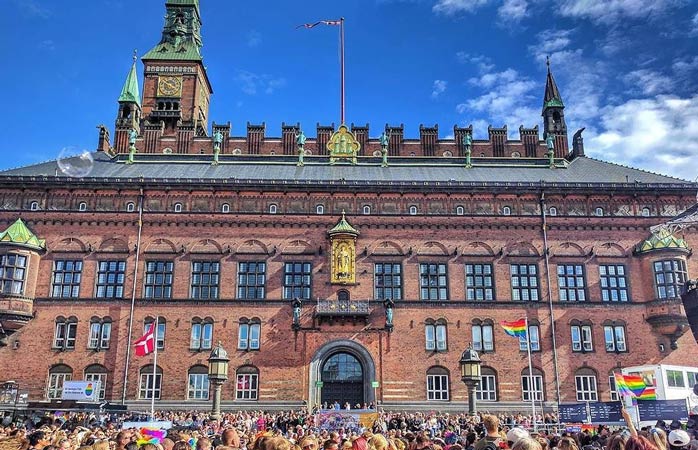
[[140, 0, 212, 147]]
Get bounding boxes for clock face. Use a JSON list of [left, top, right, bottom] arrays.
[[158, 76, 182, 97]]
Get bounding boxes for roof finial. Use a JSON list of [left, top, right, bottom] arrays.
[[132, 49, 138, 63], [546, 55, 551, 72], [341, 209, 346, 219]]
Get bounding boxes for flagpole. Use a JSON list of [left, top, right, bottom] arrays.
[[525, 316, 537, 431], [151, 316, 158, 419], [339, 17, 345, 124]]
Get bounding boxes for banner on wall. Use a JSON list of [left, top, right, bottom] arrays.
[[316, 411, 379, 432]]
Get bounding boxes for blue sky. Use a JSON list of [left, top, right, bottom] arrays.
[[1, 0, 697, 180]]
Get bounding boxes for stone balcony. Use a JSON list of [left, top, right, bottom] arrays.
[[314, 299, 371, 325], [644, 296, 690, 349]]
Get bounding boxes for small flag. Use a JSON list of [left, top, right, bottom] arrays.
[[614, 373, 657, 399], [136, 428, 166, 446], [500, 319, 527, 338], [134, 324, 155, 357], [296, 20, 341, 29]]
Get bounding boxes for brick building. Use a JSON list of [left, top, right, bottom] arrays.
[[0, 0, 697, 411]]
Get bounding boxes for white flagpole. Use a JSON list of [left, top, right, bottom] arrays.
[[525, 316, 537, 431], [339, 18, 345, 124], [150, 316, 159, 419]]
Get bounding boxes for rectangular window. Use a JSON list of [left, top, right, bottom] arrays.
[[191, 261, 219, 300], [283, 262, 311, 300], [238, 323, 261, 350], [420, 263, 448, 301], [571, 325, 593, 352], [187, 373, 210, 400], [51, 260, 82, 298], [0, 253, 27, 295], [88, 322, 111, 349], [654, 259, 687, 299], [609, 375, 619, 401], [604, 325, 627, 352], [374, 263, 402, 301], [96, 260, 126, 298], [522, 375, 544, 401], [599, 264, 629, 302], [139, 373, 162, 400], [510, 264, 539, 301], [687, 372, 698, 387], [53, 321, 77, 349], [473, 324, 494, 352], [144, 261, 174, 299], [145, 321, 166, 350], [466, 264, 494, 301], [425, 324, 447, 351], [84, 373, 107, 400], [519, 325, 540, 351], [47, 372, 72, 400], [236, 374, 259, 400], [575, 375, 598, 401], [237, 262, 266, 300], [477, 374, 497, 401], [427, 374, 449, 401], [666, 370, 685, 388], [190, 322, 213, 350], [557, 264, 586, 301]]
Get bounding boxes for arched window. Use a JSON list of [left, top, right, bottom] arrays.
[[144, 317, 166, 350], [603, 320, 627, 353], [139, 365, 162, 400], [570, 319, 593, 352], [53, 316, 77, 350], [426, 366, 449, 401], [235, 365, 259, 400], [190, 317, 213, 350], [238, 318, 261, 351], [520, 320, 541, 352], [84, 364, 108, 400], [575, 367, 598, 401], [502, 206, 511, 216], [425, 318, 447, 352], [409, 205, 418, 215], [269, 204, 278, 214], [477, 367, 498, 401], [641, 207, 650, 217], [472, 319, 494, 352], [174, 203, 183, 213], [595, 207, 604, 216], [78, 202, 87, 211], [316, 204, 324, 215], [521, 367, 544, 401], [47, 364, 73, 400], [549, 207, 557, 216], [30, 201, 39, 211], [363, 205, 371, 215], [455, 206, 464, 216], [126, 202, 135, 212], [221, 203, 230, 213], [187, 365, 210, 400], [88, 316, 112, 350]]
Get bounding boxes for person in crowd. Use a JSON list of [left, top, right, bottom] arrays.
[[668, 430, 691, 450], [473, 416, 501, 450], [506, 429, 529, 449], [511, 437, 541, 450]]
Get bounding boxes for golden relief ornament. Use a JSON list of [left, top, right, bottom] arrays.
[[331, 239, 356, 284], [327, 124, 360, 164], [158, 75, 182, 97]]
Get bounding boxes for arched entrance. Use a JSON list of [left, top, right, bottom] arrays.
[[309, 340, 376, 408], [321, 352, 363, 407]]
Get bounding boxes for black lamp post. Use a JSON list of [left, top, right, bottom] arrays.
[[207, 342, 229, 420], [459, 345, 482, 416]]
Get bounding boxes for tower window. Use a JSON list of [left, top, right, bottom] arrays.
[[552, 111, 562, 124], [126, 202, 135, 212], [456, 206, 464, 216], [502, 206, 511, 216], [269, 204, 278, 214], [363, 205, 371, 215], [30, 201, 39, 211], [595, 207, 604, 216], [316, 204, 324, 215], [549, 207, 557, 216], [174, 203, 183, 213], [221, 203, 230, 213], [409, 205, 418, 215], [78, 202, 87, 211], [641, 207, 650, 217]]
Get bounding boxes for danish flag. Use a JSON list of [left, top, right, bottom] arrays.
[[134, 324, 155, 356]]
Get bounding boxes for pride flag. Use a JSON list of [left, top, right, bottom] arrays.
[[500, 319, 527, 338], [613, 373, 657, 399]]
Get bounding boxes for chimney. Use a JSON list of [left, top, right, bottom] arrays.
[[419, 124, 438, 157], [572, 128, 586, 158], [386, 124, 404, 156], [519, 126, 539, 157], [350, 123, 368, 155], [488, 126, 507, 157], [212, 122, 231, 154], [282, 122, 300, 155], [96, 124, 111, 153], [247, 122, 266, 155], [454, 125, 473, 157], [317, 123, 336, 155]]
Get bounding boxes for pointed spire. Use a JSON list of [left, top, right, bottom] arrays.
[[142, 0, 203, 61], [543, 56, 564, 109], [118, 51, 141, 106]]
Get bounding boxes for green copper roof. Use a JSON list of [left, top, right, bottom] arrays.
[[636, 228, 689, 254], [118, 60, 141, 106], [544, 98, 564, 108], [0, 219, 46, 251], [142, 0, 203, 61], [328, 212, 359, 236]]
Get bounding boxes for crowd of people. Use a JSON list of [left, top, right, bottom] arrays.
[[0, 409, 695, 450]]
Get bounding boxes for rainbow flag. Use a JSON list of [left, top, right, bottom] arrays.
[[613, 373, 657, 399], [500, 319, 527, 338], [136, 428, 166, 446]]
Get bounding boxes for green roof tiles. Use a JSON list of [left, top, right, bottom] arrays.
[[143, 0, 203, 62], [142, 43, 202, 61], [328, 212, 359, 236], [0, 218, 46, 251], [118, 60, 141, 106], [636, 228, 689, 254]]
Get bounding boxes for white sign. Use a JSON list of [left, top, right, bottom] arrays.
[[61, 381, 101, 402]]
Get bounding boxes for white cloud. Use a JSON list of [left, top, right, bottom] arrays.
[[691, 12, 698, 35], [530, 29, 575, 54], [469, 68, 520, 88], [38, 39, 55, 51], [235, 70, 287, 95], [558, 0, 681, 24], [498, 0, 529, 22], [433, 0, 490, 15], [456, 52, 495, 74], [587, 95, 698, 181], [624, 69, 674, 95], [431, 80, 447, 98]]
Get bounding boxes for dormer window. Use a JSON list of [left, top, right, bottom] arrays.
[[78, 202, 87, 212], [502, 206, 511, 216], [174, 203, 183, 213], [30, 201, 39, 211], [126, 202, 135, 212], [641, 207, 650, 217], [456, 206, 464, 216], [316, 205, 324, 215], [269, 204, 278, 214], [549, 207, 557, 216], [595, 207, 604, 216], [363, 205, 371, 215], [221, 203, 230, 213], [409, 205, 418, 215]]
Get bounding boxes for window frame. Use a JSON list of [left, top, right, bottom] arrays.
[[53, 318, 77, 350], [653, 259, 687, 300], [0, 252, 28, 296], [144, 318, 166, 350], [477, 369, 497, 402], [282, 262, 312, 300], [521, 371, 544, 402], [519, 324, 541, 352], [95, 260, 126, 299], [571, 324, 593, 352], [666, 369, 685, 388], [609, 374, 619, 401], [190, 320, 214, 350], [425, 320, 448, 352], [126, 202, 136, 212], [604, 324, 627, 353], [144, 260, 174, 299], [575, 373, 598, 401], [374, 262, 402, 301], [221, 203, 230, 213], [426, 368, 449, 401], [51, 259, 83, 299], [84, 369, 107, 400], [510, 263, 540, 302], [235, 369, 259, 400], [465, 263, 495, 301], [472, 322, 494, 352], [88, 319, 112, 350], [187, 367, 210, 400], [138, 367, 162, 400], [455, 206, 465, 216], [238, 261, 267, 300], [238, 320, 261, 351], [316, 204, 324, 215], [47, 366, 72, 400], [419, 263, 449, 301], [599, 264, 629, 302], [190, 261, 220, 300], [557, 264, 587, 302]]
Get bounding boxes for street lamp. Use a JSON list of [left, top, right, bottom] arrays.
[[207, 342, 229, 421], [459, 345, 482, 416]]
